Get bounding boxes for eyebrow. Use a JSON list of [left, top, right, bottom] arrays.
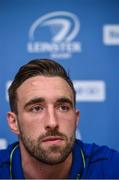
[[24, 97, 45, 109], [56, 97, 74, 107]]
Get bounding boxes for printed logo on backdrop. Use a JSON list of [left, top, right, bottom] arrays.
[[103, 24, 119, 45], [73, 80, 106, 102], [0, 138, 7, 149], [6, 80, 12, 101], [27, 11, 81, 59]]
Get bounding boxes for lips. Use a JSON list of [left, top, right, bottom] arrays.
[[42, 136, 64, 143]]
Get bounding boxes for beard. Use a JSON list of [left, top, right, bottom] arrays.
[[19, 127, 75, 165]]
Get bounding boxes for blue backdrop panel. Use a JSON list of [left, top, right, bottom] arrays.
[[0, 0, 119, 150]]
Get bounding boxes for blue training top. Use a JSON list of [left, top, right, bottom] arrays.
[[0, 139, 119, 179]]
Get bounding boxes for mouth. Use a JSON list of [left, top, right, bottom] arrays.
[[42, 136, 64, 144]]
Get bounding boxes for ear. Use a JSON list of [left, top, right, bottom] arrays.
[[75, 109, 80, 126], [7, 112, 20, 135]]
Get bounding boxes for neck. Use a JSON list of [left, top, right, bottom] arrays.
[[19, 142, 72, 179]]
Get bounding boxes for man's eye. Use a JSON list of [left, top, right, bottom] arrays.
[[58, 104, 70, 112], [30, 105, 44, 112]]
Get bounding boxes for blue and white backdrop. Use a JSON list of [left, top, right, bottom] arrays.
[[0, 0, 119, 150]]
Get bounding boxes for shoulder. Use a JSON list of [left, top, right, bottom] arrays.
[[75, 140, 119, 178], [0, 142, 19, 178], [0, 142, 18, 161], [76, 139, 119, 160]]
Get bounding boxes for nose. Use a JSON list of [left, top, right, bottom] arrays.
[[45, 106, 59, 131]]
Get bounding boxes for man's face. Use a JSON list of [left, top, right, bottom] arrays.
[[12, 76, 79, 164]]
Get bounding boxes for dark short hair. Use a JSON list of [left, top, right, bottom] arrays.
[[8, 59, 76, 114]]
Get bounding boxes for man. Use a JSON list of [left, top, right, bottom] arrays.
[[0, 59, 119, 179]]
